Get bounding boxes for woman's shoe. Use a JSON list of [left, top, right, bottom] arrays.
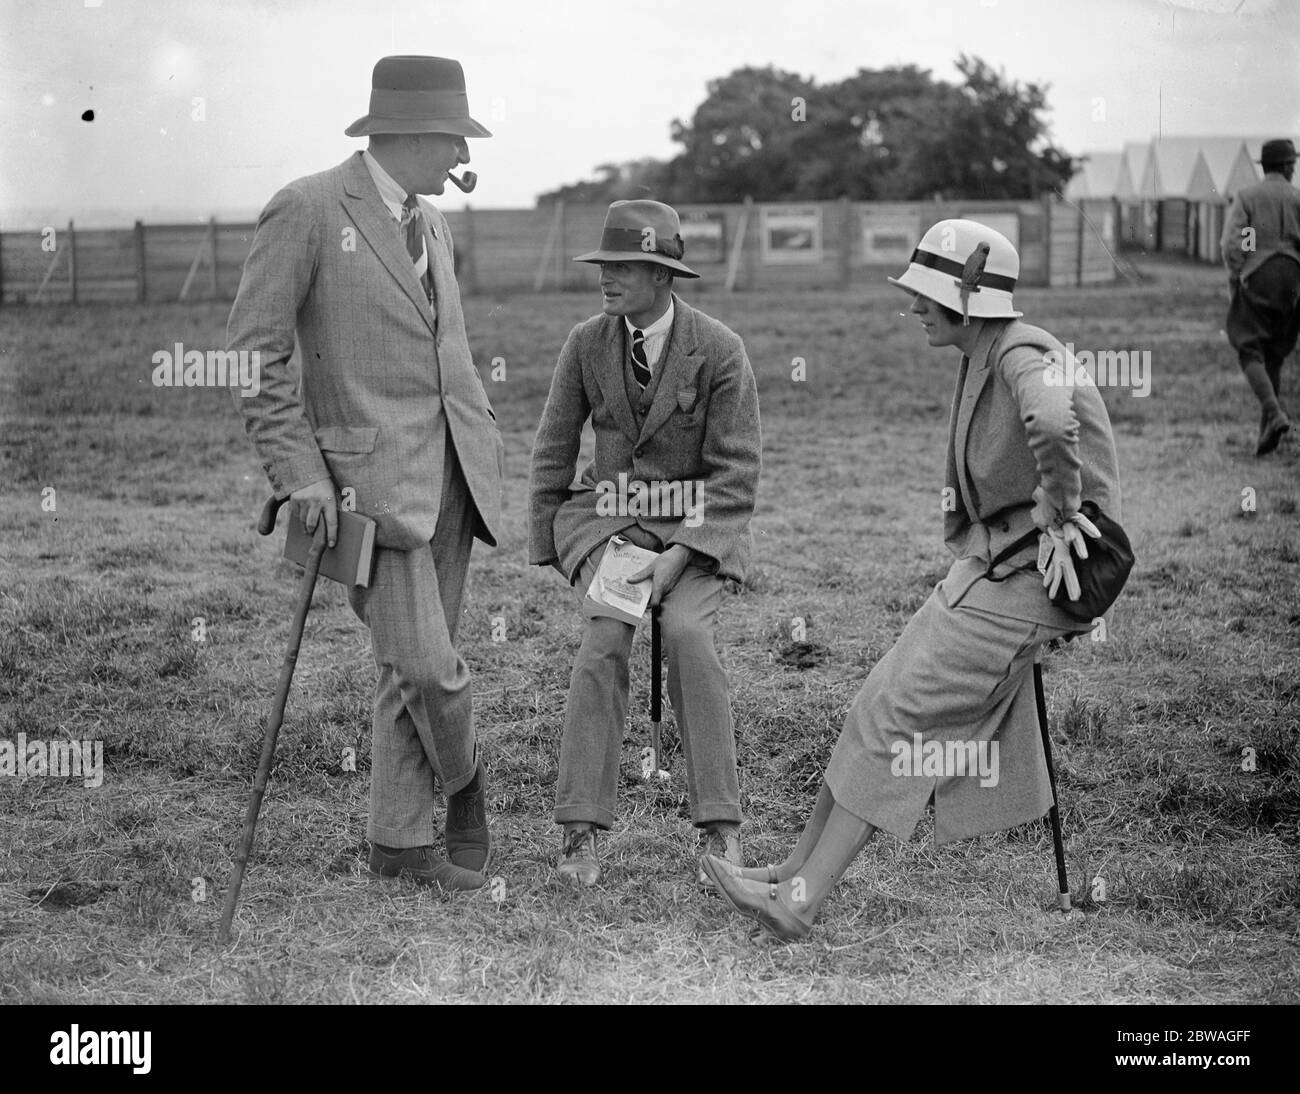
[[704, 857, 780, 884], [700, 854, 812, 942]]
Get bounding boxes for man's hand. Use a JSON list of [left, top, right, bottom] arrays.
[[290, 478, 337, 548], [628, 544, 693, 607]]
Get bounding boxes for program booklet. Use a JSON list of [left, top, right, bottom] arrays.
[[583, 536, 659, 624]]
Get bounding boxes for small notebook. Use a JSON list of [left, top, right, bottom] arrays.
[[282, 509, 377, 588]]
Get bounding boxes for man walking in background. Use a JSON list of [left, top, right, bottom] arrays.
[[228, 56, 504, 891], [529, 200, 761, 888], [1222, 137, 1300, 456]]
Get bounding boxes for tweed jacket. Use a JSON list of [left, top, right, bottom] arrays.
[[227, 152, 503, 550], [940, 319, 1122, 628], [1220, 175, 1300, 284], [528, 294, 761, 583]]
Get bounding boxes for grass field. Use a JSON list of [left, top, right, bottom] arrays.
[[1, 257, 1297, 1004]]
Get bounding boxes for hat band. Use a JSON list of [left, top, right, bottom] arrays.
[[909, 248, 1016, 293], [598, 226, 685, 261], [369, 88, 469, 119]]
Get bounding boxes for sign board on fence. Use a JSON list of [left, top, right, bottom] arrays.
[[760, 206, 822, 264], [679, 211, 725, 264], [958, 211, 1020, 251], [859, 211, 918, 264]]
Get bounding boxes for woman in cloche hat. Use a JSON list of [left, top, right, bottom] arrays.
[[702, 219, 1124, 941]]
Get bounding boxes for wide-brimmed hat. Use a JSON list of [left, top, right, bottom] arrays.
[[888, 218, 1022, 323], [345, 55, 491, 139], [573, 200, 699, 278], [1259, 138, 1297, 167]]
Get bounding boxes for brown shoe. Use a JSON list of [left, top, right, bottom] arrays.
[[368, 843, 486, 891], [446, 760, 490, 873], [557, 824, 601, 887], [697, 822, 742, 887]]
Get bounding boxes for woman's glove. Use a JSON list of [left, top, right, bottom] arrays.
[[1037, 510, 1102, 601]]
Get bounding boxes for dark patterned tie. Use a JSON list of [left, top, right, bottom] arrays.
[[631, 329, 652, 389], [401, 194, 433, 300]]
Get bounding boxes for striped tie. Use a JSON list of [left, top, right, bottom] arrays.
[[401, 194, 433, 299], [631, 329, 652, 389]]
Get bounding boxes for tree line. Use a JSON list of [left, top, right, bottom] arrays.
[[538, 55, 1075, 206]]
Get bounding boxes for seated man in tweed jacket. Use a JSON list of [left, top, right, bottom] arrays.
[[528, 200, 762, 887]]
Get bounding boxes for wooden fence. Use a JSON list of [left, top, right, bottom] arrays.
[[0, 196, 1119, 306]]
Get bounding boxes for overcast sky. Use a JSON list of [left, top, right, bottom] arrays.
[[1, 0, 1297, 227]]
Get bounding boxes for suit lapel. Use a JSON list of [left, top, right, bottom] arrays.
[[638, 296, 704, 444], [593, 319, 640, 444], [339, 153, 436, 337], [952, 321, 1003, 511], [421, 199, 465, 344]]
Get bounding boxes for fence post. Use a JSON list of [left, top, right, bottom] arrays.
[[134, 220, 147, 302], [533, 202, 561, 291], [1076, 201, 1085, 287], [68, 219, 78, 304], [461, 203, 478, 294], [209, 216, 219, 298], [1042, 194, 1053, 288], [838, 197, 852, 288], [725, 197, 752, 293], [555, 199, 566, 291]]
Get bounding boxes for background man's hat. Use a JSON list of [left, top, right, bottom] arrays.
[[345, 55, 491, 138], [573, 200, 699, 278], [1259, 138, 1297, 166]]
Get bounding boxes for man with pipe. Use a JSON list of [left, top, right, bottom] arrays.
[[228, 56, 503, 890], [528, 200, 762, 887]]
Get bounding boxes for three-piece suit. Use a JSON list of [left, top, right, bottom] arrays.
[[529, 294, 761, 829]]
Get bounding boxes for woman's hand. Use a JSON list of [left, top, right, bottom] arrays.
[[1038, 511, 1102, 601]]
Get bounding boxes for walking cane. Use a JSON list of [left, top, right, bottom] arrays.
[[649, 606, 663, 776], [218, 496, 327, 945], [1033, 660, 1071, 912]]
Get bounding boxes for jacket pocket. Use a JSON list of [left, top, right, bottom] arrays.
[[315, 425, 379, 453]]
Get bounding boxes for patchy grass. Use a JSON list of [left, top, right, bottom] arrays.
[[1, 260, 1297, 1003]]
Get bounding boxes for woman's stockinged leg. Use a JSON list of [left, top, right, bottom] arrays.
[[734, 780, 837, 882], [785, 802, 876, 923]]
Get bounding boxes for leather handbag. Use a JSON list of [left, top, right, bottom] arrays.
[[985, 500, 1134, 622]]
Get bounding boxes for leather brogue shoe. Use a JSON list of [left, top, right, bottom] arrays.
[[368, 842, 486, 891]]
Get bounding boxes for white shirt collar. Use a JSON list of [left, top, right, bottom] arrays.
[[362, 150, 413, 223], [624, 296, 674, 340]]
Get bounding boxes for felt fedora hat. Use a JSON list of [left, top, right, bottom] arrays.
[[573, 200, 699, 278], [345, 55, 491, 139], [1259, 138, 1297, 167]]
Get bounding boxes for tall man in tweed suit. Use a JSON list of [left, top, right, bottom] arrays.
[[228, 56, 504, 891], [1222, 137, 1300, 455], [529, 200, 762, 887]]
